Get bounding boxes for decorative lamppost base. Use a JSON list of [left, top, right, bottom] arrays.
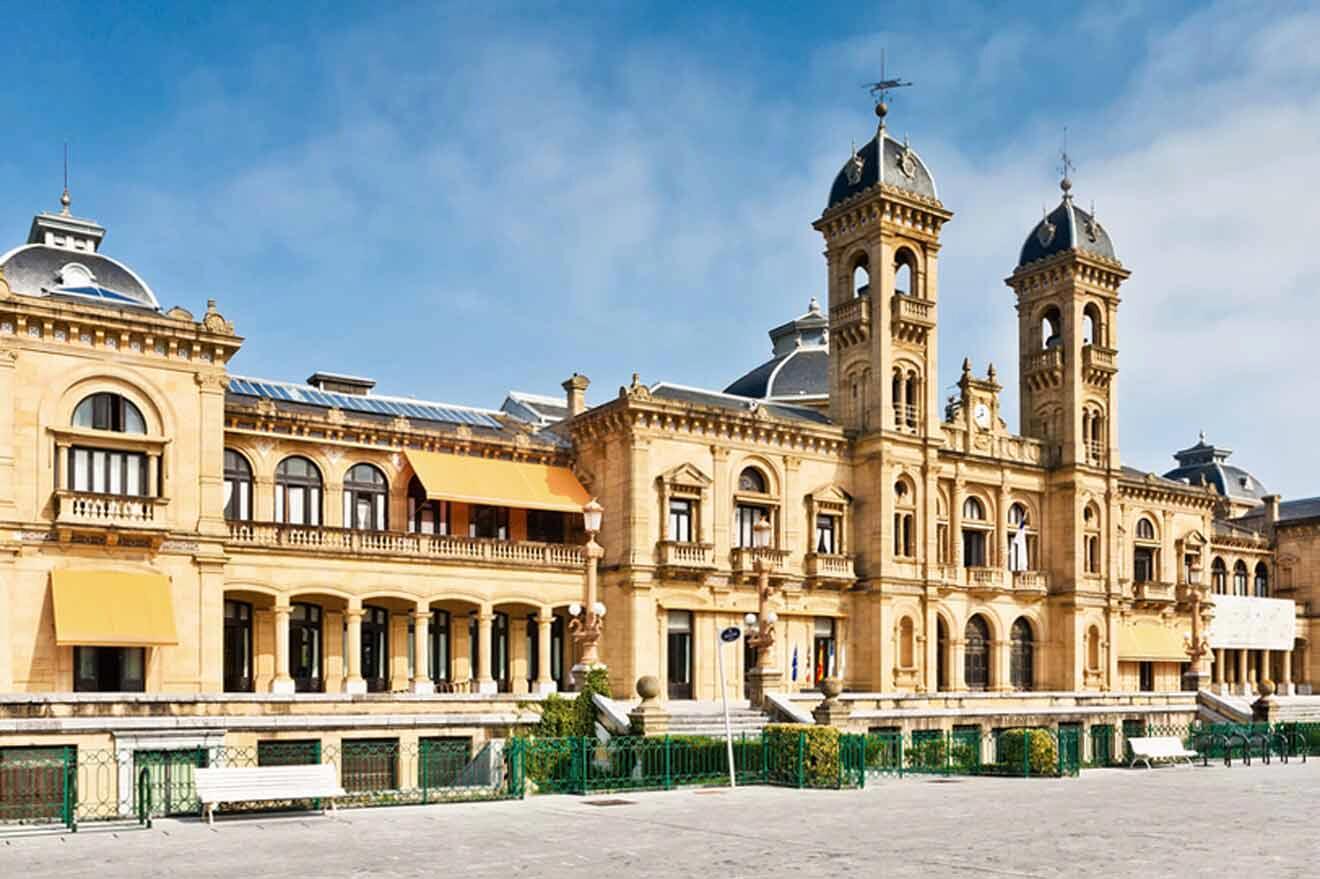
[[746, 667, 783, 708]]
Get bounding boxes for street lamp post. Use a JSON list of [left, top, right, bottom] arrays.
[[1182, 562, 1211, 692], [569, 498, 606, 686], [744, 516, 783, 707]]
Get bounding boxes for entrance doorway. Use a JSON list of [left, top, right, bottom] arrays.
[[667, 610, 693, 699]]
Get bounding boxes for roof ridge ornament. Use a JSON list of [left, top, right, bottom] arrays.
[[60, 143, 72, 216], [844, 140, 864, 185]]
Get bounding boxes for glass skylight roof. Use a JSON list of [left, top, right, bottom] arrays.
[[228, 377, 503, 429]]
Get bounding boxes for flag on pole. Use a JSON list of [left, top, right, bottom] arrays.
[[791, 645, 799, 682], [827, 640, 836, 678], [1011, 517, 1028, 572]]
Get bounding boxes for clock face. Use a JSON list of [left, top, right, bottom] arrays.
[[973, 403, 991, 429]]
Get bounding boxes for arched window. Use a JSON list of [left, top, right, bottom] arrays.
[[1133, 517, 1158, 583], [964, 616, 990, 691], [738, 467, 768, 494], [961, 496, 989, 567], [1254, 562, 1269, 598], [408, 476, 449, 535], [67, 392, 151, 497], [1233, 561, 1249, 596], [1083, 504, 1102, 575], [904, 372, 919, 430], [344, 463, 388, 531], [72, 392, 146, 434], [893, 479, 915, 558], [898, 617, 915, 668], [223, 449, 253, 521], [1040, 306, 1062, 350], [893, 251, 915, 297], [275, 456, 323, 526], [852, 253, 870, 298], [1211, 557, 1227, 594], [1083, 303, 1103, 346], [1086, 626, 1102, 672], [1007, 503, 1034, 571], [1010, 618, 1034, 691]]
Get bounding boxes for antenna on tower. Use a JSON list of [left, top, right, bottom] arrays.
[[60, 142, 72, 215]]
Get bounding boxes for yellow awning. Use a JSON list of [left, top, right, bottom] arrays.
[[1117, 618, 1188, 662], [51, 570, 179, 647], [405, 450, 591, 514]]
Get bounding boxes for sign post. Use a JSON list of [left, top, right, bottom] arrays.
[[717, 624, 742, 789]]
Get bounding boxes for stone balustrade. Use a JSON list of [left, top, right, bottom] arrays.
[[54, 490, 169, 530]]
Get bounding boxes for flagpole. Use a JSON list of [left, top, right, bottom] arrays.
[[716, 618, 736, 789]]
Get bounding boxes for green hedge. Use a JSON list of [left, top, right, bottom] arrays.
[[763, 724, 841, 788], [995, 728, 1058, 776]]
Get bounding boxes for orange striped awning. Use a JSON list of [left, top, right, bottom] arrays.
[[51, 569, 179, 647], [405, 450, 590, 514]]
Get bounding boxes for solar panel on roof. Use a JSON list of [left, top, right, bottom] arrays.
[[227, 377, 503, 429]]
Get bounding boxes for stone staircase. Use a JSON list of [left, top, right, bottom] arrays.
[[665, 701, 774, 738], [1199, 689, 1320, 724]]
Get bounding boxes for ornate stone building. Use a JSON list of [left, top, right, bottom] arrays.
[[0, 101, 1314, 779]]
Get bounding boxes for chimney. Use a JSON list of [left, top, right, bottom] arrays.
[[562, 373, 590, 417], [1264, 494, 1281, 529]]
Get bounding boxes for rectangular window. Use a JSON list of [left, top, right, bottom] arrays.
[[668, 499, 694, 543], [257, 740, 319, 766], [223, 600, 253, 693], [419, 737, 472, 789], [73, 647, 146, 692], [70, 447, 148, 497], [341, 739, 398, 793], [816, 514, 837, 554], [0, 746, 71, 822], [469, 505, 509, 540], [1133, 548, 1155, 584], [1139, 661, 1155, 692], [526, 509, 566, 543], [666, 610, 693, 700], [409, 498, 450, 535]]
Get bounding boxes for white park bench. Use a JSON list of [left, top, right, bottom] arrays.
[[194, 764, 346, 825], [1127, 736, 1198, 769]]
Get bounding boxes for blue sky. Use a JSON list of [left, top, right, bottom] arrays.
[[2, 1, 1317, 494]]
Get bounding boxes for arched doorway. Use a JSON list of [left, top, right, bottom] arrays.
[[964, 616, 990, 691], [1010, 618, 1034, 691]]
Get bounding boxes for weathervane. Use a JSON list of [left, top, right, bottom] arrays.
[[863, 49, 912, 122], [1058, 126, 1075, 195]]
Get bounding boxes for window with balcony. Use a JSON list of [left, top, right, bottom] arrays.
[[69, 447, 148, 496], [669, 499, 694, 543], [1007, 503, 1035, 571], [275, 457, 323, 526], [961, 496, 989, 567], [735, 504, 770, 548], [344, 464, 387, 531], [407, 476, 449, 535], [224, 450, 253, 521], [1233, 561, 1248, 596], [469, 505, 509, 540], [1133, 517, 1158, 583], [816, 514, 838, 554]]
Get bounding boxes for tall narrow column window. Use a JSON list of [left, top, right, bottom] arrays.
[[223, 450, 253, 521], [223, 599, 253, 692], [344, 464, 388, 531], [361, 605, 389, 692], [275, 457, 323, 526], [289, 602, 323, 692]]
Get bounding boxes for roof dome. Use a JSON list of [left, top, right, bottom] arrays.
[[826, 131, 938, 211], [1162, 434, 1267, 505], [724, 298, 829, 402], [0, 199, 158, 311], [1018, 187, 1117, 268]]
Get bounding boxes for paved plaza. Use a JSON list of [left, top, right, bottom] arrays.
[[3, 762, 1318, 878]]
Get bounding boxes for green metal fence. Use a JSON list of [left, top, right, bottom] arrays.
[[0, 738, 519, 832]]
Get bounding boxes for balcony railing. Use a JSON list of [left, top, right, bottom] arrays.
[[656, 541, 717, 570], [54, 491, 169, 530], [966, 566, 1006, 590], [891, 294, 936, 328], [729, 547, 791, 577], [1134, 580, 1176, 603], [1012, 570, 1049, 594], [804, 552, 857, 582], [1086, 440, 1107, 466], [227, 523, 585, 568], [1081, 344, 1118, 380], [829, 298, 870, 347]]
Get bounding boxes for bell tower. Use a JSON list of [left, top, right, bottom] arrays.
[[813, 100, 952, 441], [1007, 171, 1129, 470]]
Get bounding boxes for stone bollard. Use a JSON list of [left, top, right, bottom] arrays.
[[628, 675, 671, 736], [812, 677, 852, 728]]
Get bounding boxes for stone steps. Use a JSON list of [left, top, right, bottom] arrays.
[[664, 703, 773, 738]]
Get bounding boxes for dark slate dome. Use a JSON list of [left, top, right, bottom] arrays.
[[724, 298, 829, 403], [826, 131, 938, 211], [1162, 434, 1268, 506], [1018, 186, 1117, 268]]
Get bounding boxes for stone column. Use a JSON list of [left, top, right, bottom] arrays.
[[1236, 649, 1249, 696], [271, 599, 294, 694], [923, 601, 938, 693], [535, 610, 555, 694], [476, 606, 496, 693], [992, 639, 1012, 692], [1262, 649, 1273, 689], [951, 638, 966, 691], [412, 602, 433, 694], [994, 484, 1007, 569], [55, 443, 69, 491], [1105, 611, 1118, 692], [344, 600, 365, 694], [1213, 648, 1225, 690], [1280, 647, 1294, 695], [950, 480, 964, 568]]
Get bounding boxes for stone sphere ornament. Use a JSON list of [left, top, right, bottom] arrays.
[[636, 675, 661, 701]]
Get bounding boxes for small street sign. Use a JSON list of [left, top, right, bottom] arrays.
[[720, 626, 742, 643]]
